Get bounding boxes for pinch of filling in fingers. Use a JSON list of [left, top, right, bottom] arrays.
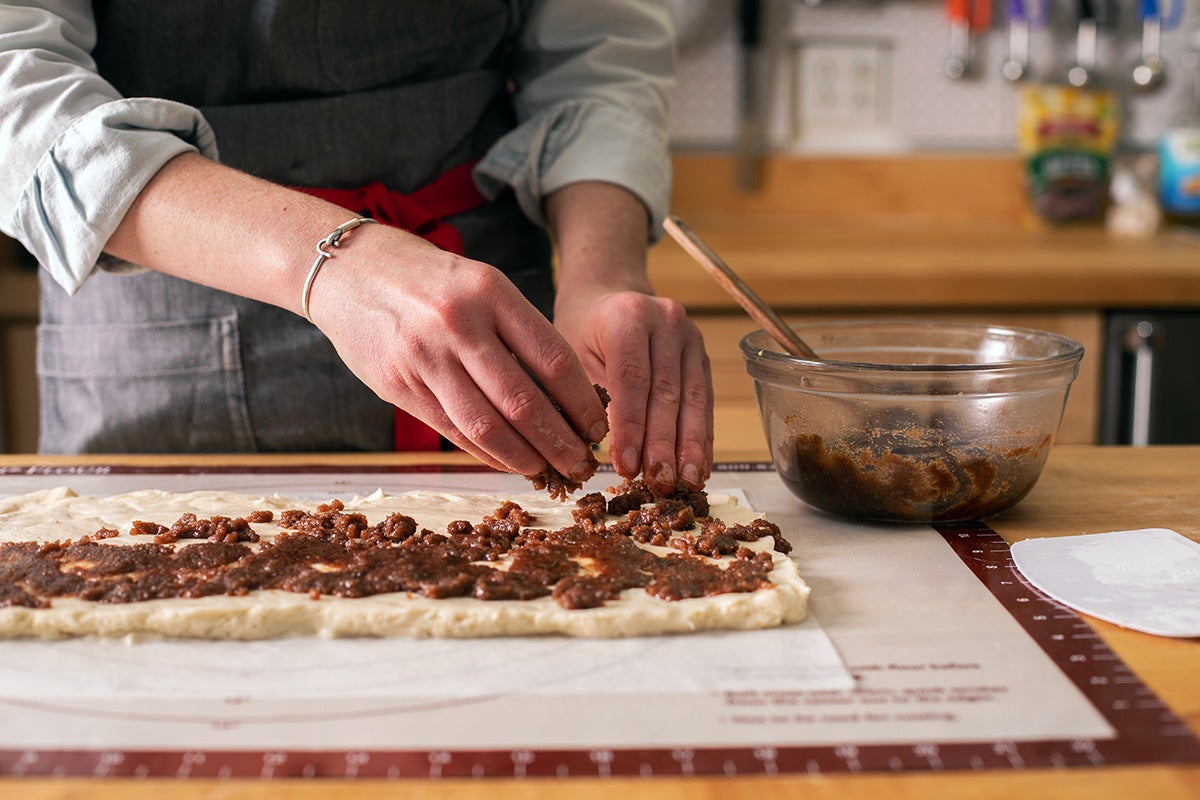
[[524, 384, 611, 501]]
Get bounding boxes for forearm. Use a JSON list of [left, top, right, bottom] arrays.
[[103, 152, 386, 316], [546, 181, 654, 303]]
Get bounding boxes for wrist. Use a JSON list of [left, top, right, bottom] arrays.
[[547, 181, 653, 296], [556, 266, 654, 301], [300, 217, 379, 323]]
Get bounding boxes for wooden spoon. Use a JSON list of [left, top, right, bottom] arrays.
[[663, 215, 821, 360]]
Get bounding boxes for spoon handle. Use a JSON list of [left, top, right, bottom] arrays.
[[663, 215, 820, 360]]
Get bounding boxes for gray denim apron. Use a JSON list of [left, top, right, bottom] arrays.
[[37, 0, 552, 453]]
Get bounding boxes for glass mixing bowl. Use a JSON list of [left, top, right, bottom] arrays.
[[741, 321, 1085, 523]]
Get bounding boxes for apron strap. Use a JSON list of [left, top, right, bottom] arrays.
[[295, 161, 489, 452]]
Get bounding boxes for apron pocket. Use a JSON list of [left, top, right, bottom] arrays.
[[37, 313, 255, 453]]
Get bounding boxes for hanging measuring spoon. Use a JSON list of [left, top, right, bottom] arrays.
[[943, 0, 993, 79], [944, 0, 971, 78], [1067, 0, 1117, 88], [1067, 0, 1100, 87], [1002, 0, 1049, 81], [1002, 0, 1031, 81], [1133, 0, 1183, 91]]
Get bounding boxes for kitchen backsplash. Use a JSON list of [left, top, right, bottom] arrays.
[[667, 0, 1200, 151]]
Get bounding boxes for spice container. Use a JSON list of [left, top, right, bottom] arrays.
[[1158, 51, 1200, 221]]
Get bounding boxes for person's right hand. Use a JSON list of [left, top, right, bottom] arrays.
[[307, 224, 610, 481], [101, 154, 604, 476]]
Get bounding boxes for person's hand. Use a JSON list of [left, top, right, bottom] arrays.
[[553, 283, 713, 495], [309, 225, 609, 481], [100, 155, 697, 486], [545, 182, 714, 496]]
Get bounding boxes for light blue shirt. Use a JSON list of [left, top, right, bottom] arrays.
[[0, 0, 675, 294]]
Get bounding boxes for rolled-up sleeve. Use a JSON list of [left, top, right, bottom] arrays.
[[473, 0, 675, 241], [0, 1, 217, 294]]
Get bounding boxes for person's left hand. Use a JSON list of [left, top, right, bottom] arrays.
[[546, 181, 714, 496], [553, 282, 713, 496]]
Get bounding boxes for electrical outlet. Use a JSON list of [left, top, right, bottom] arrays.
[[791, 39, 897, 152]]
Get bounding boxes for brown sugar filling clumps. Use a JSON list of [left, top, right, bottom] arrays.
[[0, 489, 791, 612], [524, 384, 611, 501]]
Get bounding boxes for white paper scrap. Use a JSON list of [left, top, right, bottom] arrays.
[[1011, 528, 1200, 638]]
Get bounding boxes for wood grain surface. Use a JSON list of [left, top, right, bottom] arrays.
[[648, 218, 1200, 311], [655, 154, 1200, 311]]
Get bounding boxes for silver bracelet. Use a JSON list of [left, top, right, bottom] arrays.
[[301, 217, 379, 323]]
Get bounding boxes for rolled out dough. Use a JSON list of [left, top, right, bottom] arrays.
[[0, 486, 809, 640]]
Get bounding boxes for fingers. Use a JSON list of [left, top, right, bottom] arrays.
[[388, 380, 511, 473], [598, 296, 713, 495], [602, 317, 652, 480], [463, 343, 601, 482], [400, 297, 598, 481], [499, 317, 610, 448], [406, 267, 602, 481], [636, 302, 709, 495], [394, 348, 596, 483], [676, 333, 714, 490], [633, 329, 681, 494]]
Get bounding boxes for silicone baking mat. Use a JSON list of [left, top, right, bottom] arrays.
[[0, 463, 1196, 779]]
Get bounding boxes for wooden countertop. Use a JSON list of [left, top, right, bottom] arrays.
[[648, 217, 1200, 311], [655, 154, 1200, 311], [2, 444, 1198, 800]]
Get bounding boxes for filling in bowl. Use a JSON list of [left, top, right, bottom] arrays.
[[741, 321, 1084, 523]]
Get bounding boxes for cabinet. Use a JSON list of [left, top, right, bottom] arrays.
[[0, 238, 38, 453]]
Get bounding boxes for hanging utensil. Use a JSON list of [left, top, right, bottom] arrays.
[[944, 0, 993, 80], [1133, 0, 1166, 89], [1067, 0, 1099, 87], [736, 0, 766, 191], [1132, 0, 1183, 91], [944, 0, 972, 79], [1001, 0, 1031, 81]]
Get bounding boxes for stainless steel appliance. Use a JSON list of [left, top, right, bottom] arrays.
[[1101, 310, 1200, 444]]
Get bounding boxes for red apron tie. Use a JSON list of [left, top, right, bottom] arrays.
[[295, 161, 488, 452]]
